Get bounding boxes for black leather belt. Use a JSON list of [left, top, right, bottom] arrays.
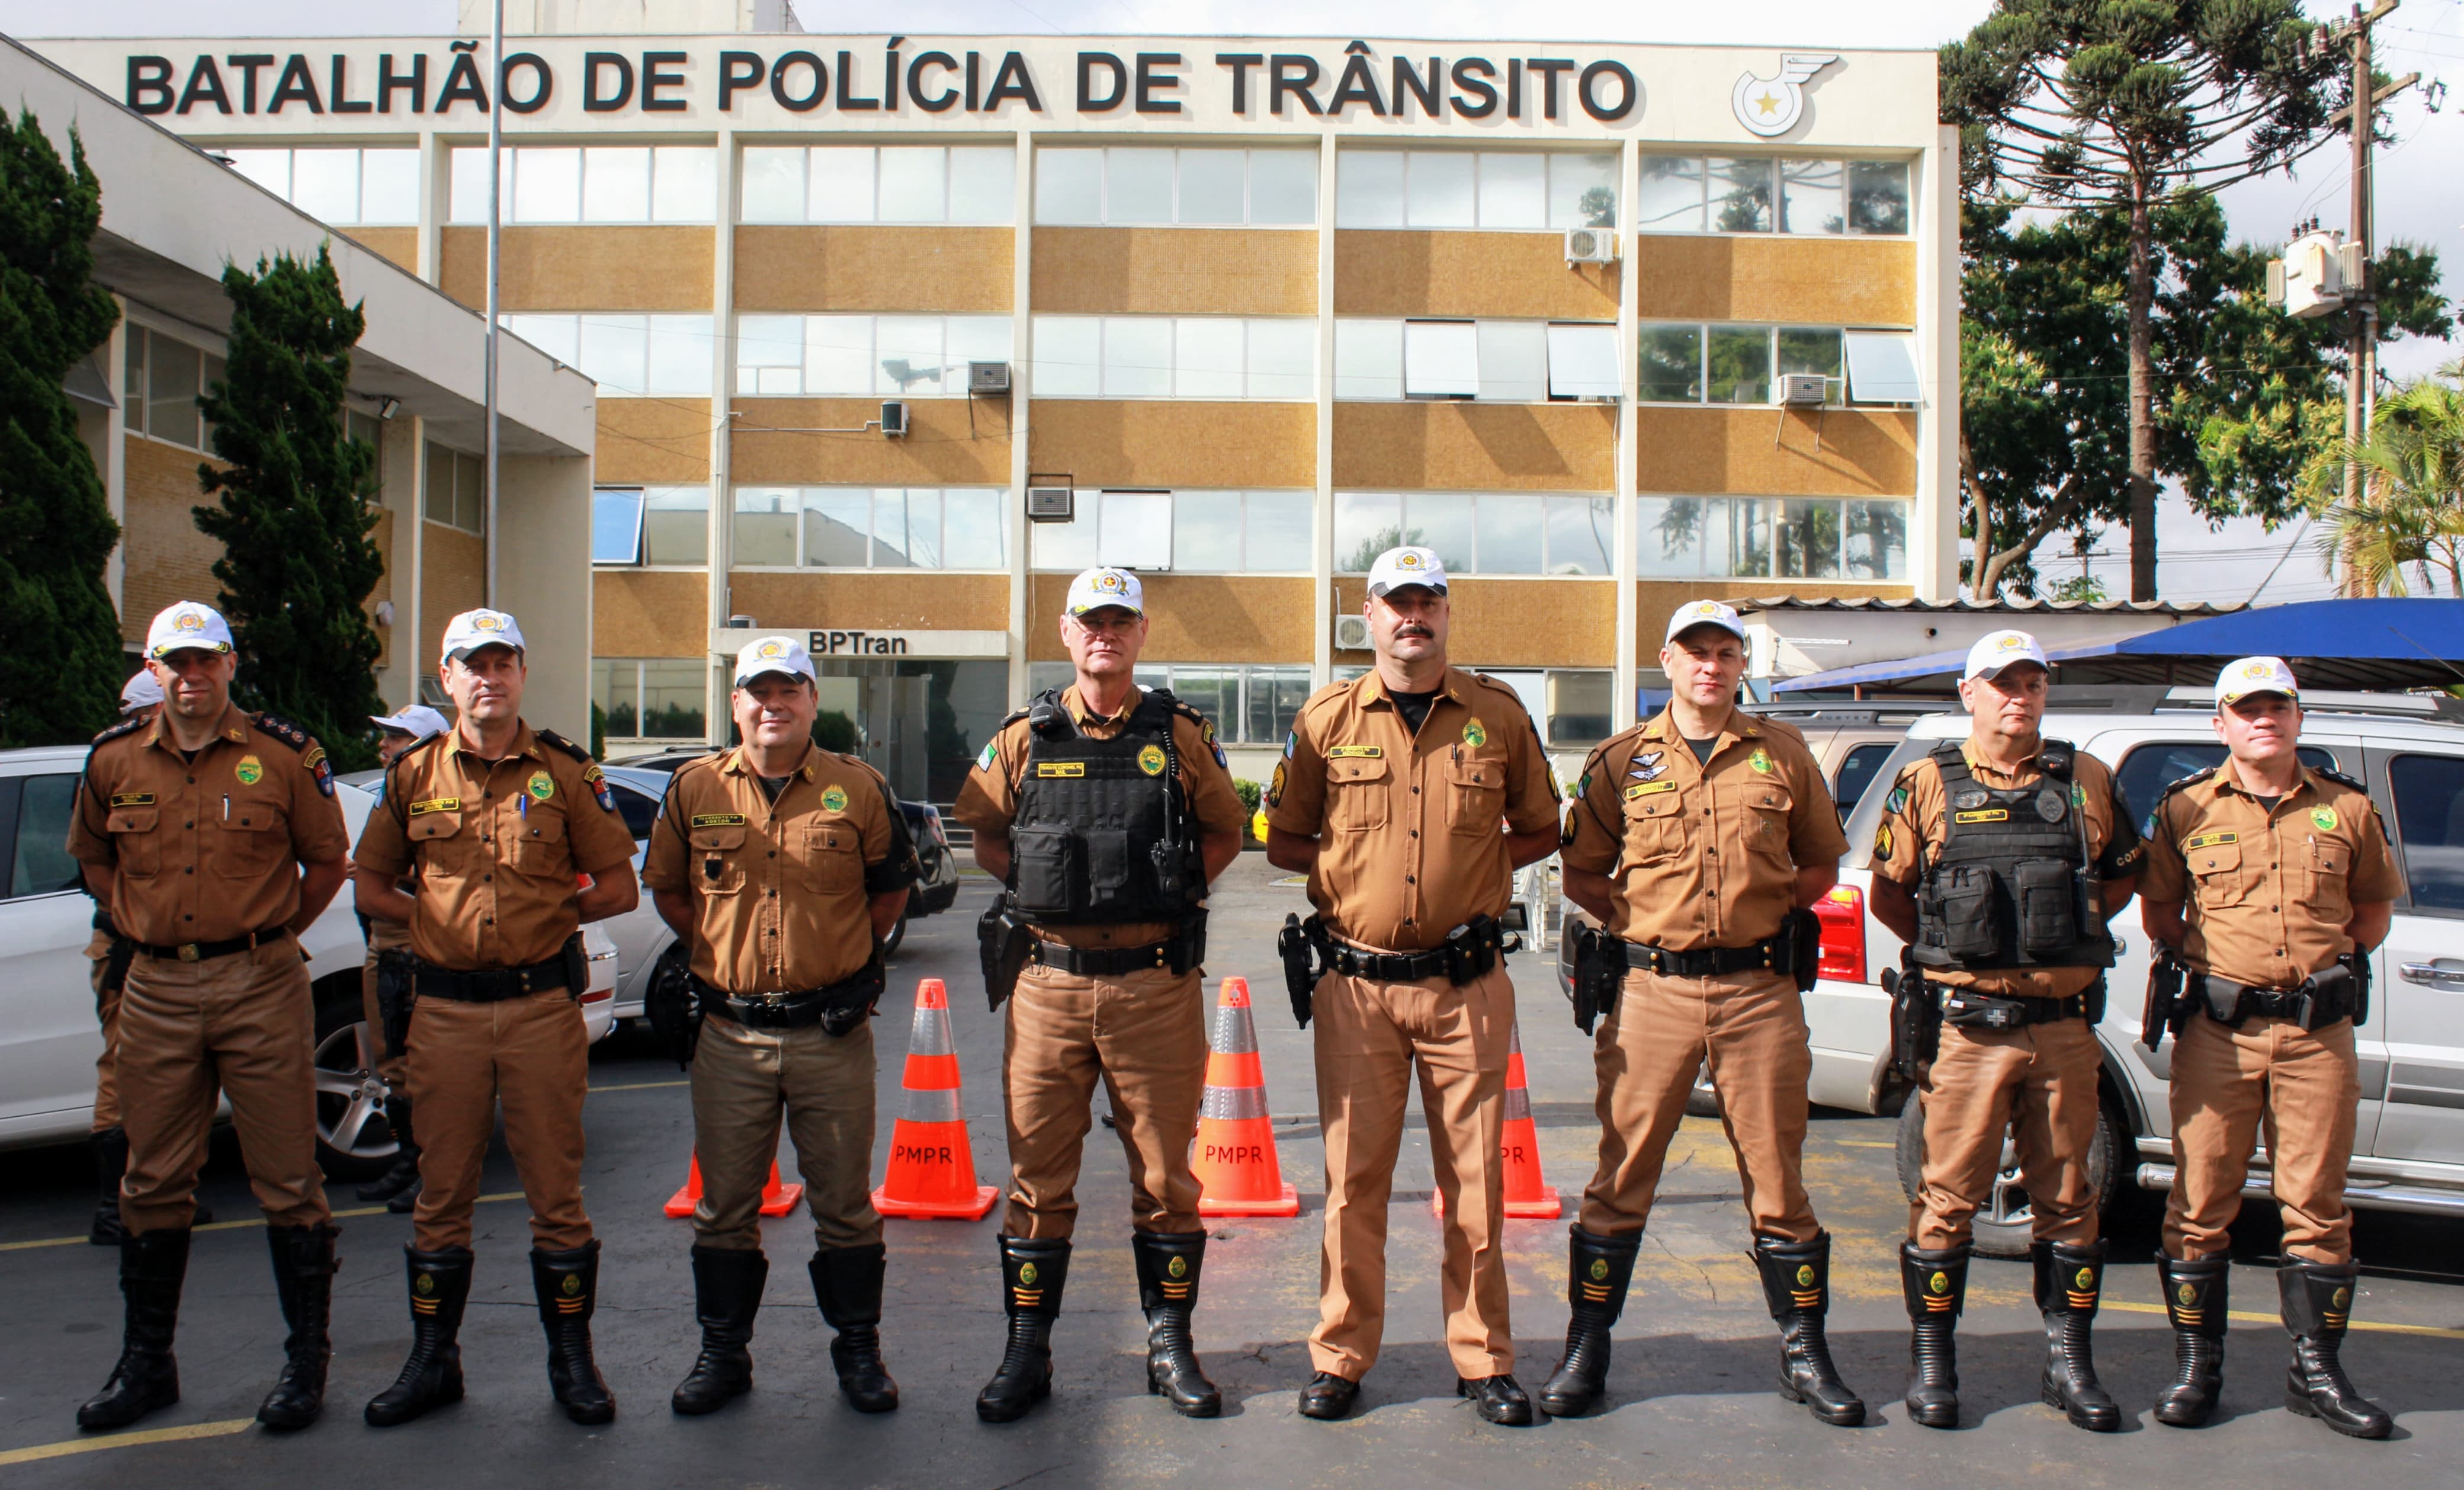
[[1940, 988, 2090, 1030], [2191, 972, 2351, 1030], [699, 965, 884, 1031], [131, 926, 290, 963], [1604, 933, 1796, 980], [1316, 917, 1507, 987], [1028, 925, 1204, 977], [415, 956, 569, 1002]]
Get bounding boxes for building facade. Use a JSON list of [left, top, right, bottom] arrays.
[[40, 18, 1956, 796]]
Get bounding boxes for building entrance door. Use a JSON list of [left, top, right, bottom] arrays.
[[813, 659, 1009, 807]]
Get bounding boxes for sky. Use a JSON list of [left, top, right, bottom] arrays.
[[4, 0, 2459, 605]]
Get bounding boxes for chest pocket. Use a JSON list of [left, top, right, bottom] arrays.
[[1621, 789, 1689, 866], [508, 809, 568, 876], [2189, 837, 2245, 908], [2306, 837, 2351, 913], [1723, 781, 1794, 865], [106, 806, 162, 879], [690, 826, 746, 895], [406, 806, 467, 864], [798, 820, 864, 894], [1326, 752, 1391, 834], [210, 796, 288, 879], [1445, 755, 1506, 837]]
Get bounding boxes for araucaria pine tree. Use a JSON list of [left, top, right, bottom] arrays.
[[195, 244, 385, 769]]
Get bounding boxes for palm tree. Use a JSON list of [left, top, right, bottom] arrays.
[[2301, 366, 2464, 597]]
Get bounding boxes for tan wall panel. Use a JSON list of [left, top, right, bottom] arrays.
[[1028, 401, 1314, 489], [1329, 577, 1615, 669], [1632, 236, 1917, 326], [439, 226, 715, 311], [728, 572, 1009, 633], [1638, 579, 1911, 654], [1022, 574, 1311, 663], [1031, 227, 1317, 316], [598, 398, 713, 485], [1333, 232, 1619, 320], [732, 398, 1012, 485], [1332, 402, 1615, 492], [349, 227, 420, 274], [733, 226, 1014, 313], [418, 523, 486, 664], [1634, 406, 1917, 496], [592, 570, 709, 658], [120, 436, 224, 646]]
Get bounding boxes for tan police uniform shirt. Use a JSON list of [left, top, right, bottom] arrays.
[[1560, 707, 1844, 951], [2139, 762, 2400, 990], [1266, 668, 1560, 953], [954, 684, 1247, 949], [1869, 742, 2145, 998], [352, 722, 637, 970], [68, 704, 350, 947], [642, 744, 919, 995]]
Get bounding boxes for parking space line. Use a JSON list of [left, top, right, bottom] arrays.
[[2103, 1298, 2464, 1340], [589, 1079, 689, 1093], [0, 1417, 253, 1466], [0, 1192, 527, 1255]]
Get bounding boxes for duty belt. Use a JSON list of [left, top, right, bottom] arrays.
[[1027, 925, 1204, 977], [698, 969, 881, 1030], [1939, 988, 2090, 1030], [415, 955, 569, 1002], [1316, 917, 1506, 987], [1603, 933, 1796, 981], [2190, 972, 2351, 1031], [131, 926, 291, 963]]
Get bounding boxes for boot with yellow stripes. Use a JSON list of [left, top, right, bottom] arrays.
[[977, 1236, 1070, 1423], [1900, 1241, 1969, 1429], [1753, 1232, 1865, 1426], [2033, 1239, 2120, 1431]]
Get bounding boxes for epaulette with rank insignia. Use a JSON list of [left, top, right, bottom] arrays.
[[538, 729, 617, 813], [251, 711, 335, 796], [89, 713, 146, 748], [2310, 764, 2368, 793], [2144, 767, 2213, 839]]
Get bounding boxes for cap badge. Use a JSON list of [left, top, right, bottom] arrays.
[[2245, 660, 2273, 677], [234, 755, 262, 786], [821, 784, 850, 812], [474, 613, 505, 632], [758, 639, 786, 658], [1998, 634, 2026, 652], [174, 612, 203, 632], [1137, 743, 1167, 777], [1397, 552, 1423, 569], [1095, 571, 1126, 592]]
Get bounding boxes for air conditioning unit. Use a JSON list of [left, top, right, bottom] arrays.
[[1025, 485, 1074, 522], [1774, 373, 1828, 407], [1334, 614, 1372, 651], [968, 360, 1013, 395], [1564, 227, 1619, 265], [2276, 229, 2347, 319], [880, 400, 909, 436]]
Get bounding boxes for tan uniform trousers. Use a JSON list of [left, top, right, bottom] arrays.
[[1910, 1017, 2102, 1249], [360, 951, 409, 1089], [1578, 969, 1819, 1244], [690, 1011, 883, 1252], [406, 989, 592, 1252], [1311, 963, 1515, 1383], [91, 953, 121, 1131], [2165, 1012, 2360, 1264], [116, 941, 328, 1235], [1000, 960, 1207, 1240]]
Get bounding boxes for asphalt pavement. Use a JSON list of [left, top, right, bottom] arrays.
[[3, 854, 2459, 1487]]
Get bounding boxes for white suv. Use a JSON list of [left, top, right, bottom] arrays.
[[1802, 695, 2464, 1255]]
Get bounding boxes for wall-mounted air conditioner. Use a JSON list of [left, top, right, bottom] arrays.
[[1334, 614, 1372, 651], [968, 361, 1012, 395], [1564, 227, 1619, 265], [1025, 485, 1074, 522], [1774, 373, 1828, 407], [880, 400, 909, 436]]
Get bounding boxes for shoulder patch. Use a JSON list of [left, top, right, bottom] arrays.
[[248, 712, 313, 755]]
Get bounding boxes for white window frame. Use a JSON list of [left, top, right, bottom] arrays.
[[1634, 323, 1910, 408], [1632, 154, 1914, 238], [730, 486, 1013, 572], [500, 313, 716, 397], [592, 487, 646, 566], [1632, 494, 1913, 582], [1031, 146, 1318, 227], [733, 314, 1014, 399], [450, 145, 718, 224], [1334, 491, 1619, 576], [739, 143, 1017, 226], [1336, 149, 1621, 232], [1028, 316, 1317, 401]]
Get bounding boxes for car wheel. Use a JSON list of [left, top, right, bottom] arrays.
[[1894, 1085, 2126, 1261], [881, 909, 909, 959], [311, 979, 399, 1183]]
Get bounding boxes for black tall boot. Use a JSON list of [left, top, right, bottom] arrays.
[[1132, 1231, 1218, 1418], [88, 1127, 129, 1247], [2033, 1239, 2120, 1431], [1901, 1241, 1969, 1430], [358, 1096, 422, 1209], [257, 1224, 338, 1430], [365, 1246, 472, 1426], [976, 1236, 1070, 1424], [670, 1247, 765, 1415], [2154, 1253, 2228, 1428], [532, 1242, 615, 1424], [76, 1228, 189, 1430], [2280, 1260, 2392, 1438], [1539, 1226, 1641, 1418], [1753, 1233, 1865, 1426], [812, 1244, 899, 1414]]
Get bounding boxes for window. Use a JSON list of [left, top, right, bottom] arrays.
[[2389, 755, 2464, 912], [1336, 493, 1613, 575], [1028, 489, 1311, 573], [123, 326, 225, 453], [422, 441, 485, 533], [595, 659, 707, 741], [732, 486, 1009, 570], [1034, 147, 1316, 226], [8, 774, 82, 899], [500, 313, 713, 397], [1635, 495, 1908, 581], [1636, 324, 1911, 406], [1844, 331, 1923, 404], [450, 146, 716, 223], [642, 486, 709, 565], [223, 147, 419, 226], [742, 144, 1015, 225], [1336, 150, 1616, 230], [736, 314, 1012, 398], [1463, 668, 1612, 747], [1337, 319, 1616, 402], [1023, 661, 1313, 746], [607, 780, 662, 843], [2112, 744, 2341, 837], [1636, 155, 1911, 236], [592, 488, 646, 565], [1833, 742, 1897, 822], [1030, 317, 1313, 400]]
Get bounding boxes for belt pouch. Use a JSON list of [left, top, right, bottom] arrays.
[[1009, 826, 1081, 916]]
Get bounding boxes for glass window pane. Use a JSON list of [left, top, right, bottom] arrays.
[[512, 146, 580, 223], [1334, 492, 1403, 571], [639, 661, 706, 739], [1546, 669, 1613, 747], [224, 148, 290, 198], [2390, 755, 2464, 910], [1335, 150, 1403, 227], [424, 442, 453, 523], [1778, 327, 1843, 405], [1475, 152, 1546, 229], [1776, 497, 1843, 578], [1848, 159, 1911, 234], [1844, 499, 1908, 580], [455, 452, 483, 532], [360, 149, 418, 223], [1246, 666, 1312, 745], [1102, 317, 1173, 398], [289, 149, 360, 222], [1176, 149, 1246, 225], [1708, 157, 1773, 233], [808, 147, 876, 223], [8, 773, 79, 896], [870, 488, 913, 567], [1547, 323, 1622, 400], [1404, 493, 1475, 575], [1249, 150, 1317, 225], [1406, 150, 1476, 227], [736, 313, 805, 383], [1637, 325, 1702, 402], [1031, 315, 1101, 398], [598, 659, 640, 736], [1246, 318, 1314, 400], [1778, 158, 1844, 235], [806, 316, 875, 397], [1334, 318, 1403, 400], [447, 146, 496, 224], [1475, 495, 1544, 573], [904, 488, 944, 568], [1171, 668, 1239, 736], [1846, 331, 1923, 404], [948, 146, 1015, 224], [646, 315, 712, 396], [942, 488, 1007, 569], [1173, 490, 1244, 570], [1106, 148, 1175, 224], [1707, 327, 1772, 405], [877, 146, 947, 222], [1174, 318, 1246, 399], [1035, 148, 1103, 224], [1403, 320, 1478, 398], [1245, 491, 1312, 571], [1476, 320, 1548, 402], [1722, 496, 1771, 577], [582, 147, 650, 222], [1635, 495, 1710, 577], [1550, 152, 1619, 230], [592, 488, 645, 564], [874, 315, 946, 396], [148, 337, 201, 447], [945, 316, 1015, 390], [503, 312, 579, 367], [1635, 156, 1703, 233], [1098, 490, 1173, 569], [651, 146, 716, 222], [732, 486, 798, 564], [1030, 508, 1098, 570], [642, 486, 708, 565], [579, 313, 649, 395], [740, 146, 806, 223], [1545, 495, 1613, 575], [802, 489, 872, 566]]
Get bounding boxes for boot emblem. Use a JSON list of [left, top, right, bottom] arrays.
[[562, 1274, 582, 1297], [2176, 1282, 2196, 1307], [1019, 1263, 1038, 1287], [1167, 1256, 1188, 1280], [1795, 1265, 1814, 1289], [2074, 1267, 2094, 1291], [414, 1273, 435, 1296], [2331, 1286, 2351, 1312], [1589, 1258, 1610, 1282], [1928, 1271, 1949, 1296]]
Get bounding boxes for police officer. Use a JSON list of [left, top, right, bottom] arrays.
[[2138, 657, 2399, 1438], [1868, 630, 2142, 1432], [85, 669, 177, 1247], [66, 602, 352, 1431], [352, 609, 641, 1427], [1264, 547, 1561, 1426], [1545, 600, 1857, 1424], [646, 636, 920, 1417], [355, 704, 450, 1215], [952, 567, 1247, 1422]]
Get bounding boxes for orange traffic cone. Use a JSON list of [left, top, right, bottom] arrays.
[[663, 1153, 805, 1219], [1192, 977, 1300, 1217], [872, 978, 999, 1220], [1434, 1018, 1561, 1220]]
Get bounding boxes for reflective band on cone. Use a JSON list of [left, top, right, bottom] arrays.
[[1434, 1018, 1561, 1219], [1192, 976, 1300, 1217], [663, 1153, 804, 1219], [872, 978, 999, 1220]]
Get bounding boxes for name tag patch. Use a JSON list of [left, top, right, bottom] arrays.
[[1327, 745, 1383, 759], [690, 813, 747, 828], [110, 793, 155, 808], [1624, 780, 1678, 799], [1953, 809, 2009, 823], [1035, 762, 1086, 778], [408, 797, 462, 816], [2184, 831, 2238, 850]]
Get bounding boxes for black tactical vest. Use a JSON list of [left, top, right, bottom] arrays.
[[1910, 739, 2115, 972], [1006, 688, 1206, 925]]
